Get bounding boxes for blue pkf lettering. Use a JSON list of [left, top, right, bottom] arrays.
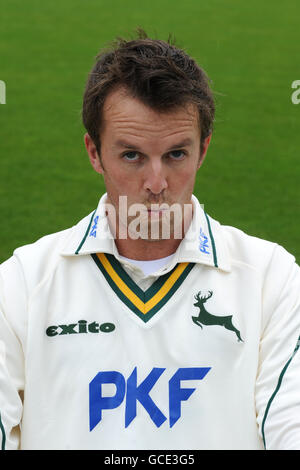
[[199, 227, 210, 254], [169, 367, 210, 427], [89, 215, 99, 238], [89, 371, 125, 431], [125, 367, 167, 428], [89, 367, 211, 430]]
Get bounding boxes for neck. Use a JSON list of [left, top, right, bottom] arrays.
[[114, 237, 182, 261]]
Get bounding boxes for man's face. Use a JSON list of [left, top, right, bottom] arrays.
[[85, 87, 211, 240]]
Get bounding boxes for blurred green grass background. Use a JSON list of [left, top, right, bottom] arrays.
[[0, 0, 299, 262]]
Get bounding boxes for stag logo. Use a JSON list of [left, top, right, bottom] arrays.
[[192, 291, 243, 342]]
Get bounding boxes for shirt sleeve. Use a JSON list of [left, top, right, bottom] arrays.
[[256, 245, 300, 450], [0, 258, 26, 450]]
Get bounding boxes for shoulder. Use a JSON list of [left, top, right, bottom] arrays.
[[213, 221, 300, 331], [0, 212, 94, 295], [217, 220, 297, 282]]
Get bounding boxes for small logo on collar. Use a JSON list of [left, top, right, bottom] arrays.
[[199, 227, 210, 254], [89, 215, 99, 238]]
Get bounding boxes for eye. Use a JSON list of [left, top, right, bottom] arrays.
[[169, 150, 186, 160], [122, 151, 140, 162]]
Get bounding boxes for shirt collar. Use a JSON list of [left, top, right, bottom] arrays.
[[60, 193, 231, 272]]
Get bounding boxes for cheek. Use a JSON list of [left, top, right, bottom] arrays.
[[104, 164, 140, 193], [170, 167, 197, 191]]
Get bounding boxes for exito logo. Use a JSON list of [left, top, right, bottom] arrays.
[[46, 320, 116, 337], [291, 80, 300, 104], [0, 81, 6, 104]]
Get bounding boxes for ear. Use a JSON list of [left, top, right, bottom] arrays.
[[84, 133, 104, 174], [197, 133, 212, 169]]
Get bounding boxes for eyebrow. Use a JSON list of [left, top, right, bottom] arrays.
[[114, 138, 194, 152]]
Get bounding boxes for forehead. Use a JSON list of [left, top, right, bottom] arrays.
[[101, 87, 200, 142]]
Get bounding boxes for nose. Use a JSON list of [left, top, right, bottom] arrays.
[[143, 159, 168, 195]]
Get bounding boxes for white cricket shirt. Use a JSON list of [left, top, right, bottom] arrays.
[[0, 194, 300, 450]]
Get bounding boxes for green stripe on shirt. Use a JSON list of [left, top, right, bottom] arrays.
[[0, 412, 6, 450]]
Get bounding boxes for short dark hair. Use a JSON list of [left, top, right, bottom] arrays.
[[82, 29, 215, 156]]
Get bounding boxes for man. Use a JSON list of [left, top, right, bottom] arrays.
[[1, 31, 300, 451]]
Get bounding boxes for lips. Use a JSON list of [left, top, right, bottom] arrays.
[[147, 208, 168, 215], [147, 208, 167, 212]]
